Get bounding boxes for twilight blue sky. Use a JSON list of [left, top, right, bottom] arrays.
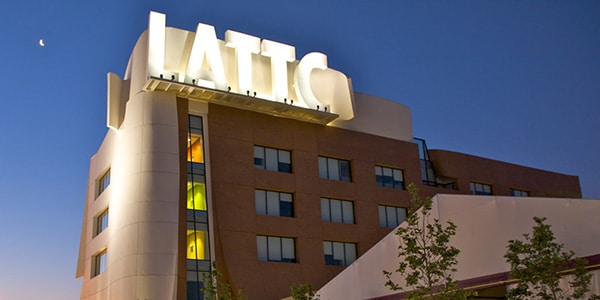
[[1, 1, 599, 299]]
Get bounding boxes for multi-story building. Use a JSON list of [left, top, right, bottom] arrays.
[[76, 11, 581, 300]]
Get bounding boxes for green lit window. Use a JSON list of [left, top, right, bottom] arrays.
[[187, 182, 207, 211]]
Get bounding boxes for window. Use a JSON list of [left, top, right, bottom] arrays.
[[92, 250, 107, 278], [321, 198, 354, 224], [187, 223, 210, 260], [254, 146, 292, 173], [94, 209, 109, 237], [510, 189, 529, 197], [470, 182, 493, 195], [378, 205, 407, 228], [375, 166, 405, 189], [187, 181, 207, 211], [323, 241, 356, 266], [255, 190, 294, 217], [318, 156, 351, 182], [96, 168, 110, 197], [256, 235, 296, 263]]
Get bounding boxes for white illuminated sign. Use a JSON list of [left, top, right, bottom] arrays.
[[147, 11, 354, 120]]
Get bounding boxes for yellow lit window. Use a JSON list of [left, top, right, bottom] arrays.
[[187, 182, 207, 210], [187, 135, 204, 163], [187, 230, 208, 260]]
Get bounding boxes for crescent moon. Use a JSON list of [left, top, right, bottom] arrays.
[[39, 39, 45, 47]]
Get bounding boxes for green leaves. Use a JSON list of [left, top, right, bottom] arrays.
[[384, 183, 472, 300], [504, 217, 597, 300]]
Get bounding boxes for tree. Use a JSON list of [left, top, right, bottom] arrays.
[[290, 283, 319, 300], [504, 216, 599, 300], [383, 183, 471, 299], [202, 262, 247, 300]]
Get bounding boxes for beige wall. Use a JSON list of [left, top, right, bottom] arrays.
[[317, 195, 600, 300]]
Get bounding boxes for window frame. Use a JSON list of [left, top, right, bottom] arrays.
[[510, 188, 529, 197], [323, 240, 357, 267], [374, 165, 405, 189], [94, 208, 109, 237], [256, 235, 296, 263], [378, 205, 407, 228], [470, 182, 493, 195], [321, 197, 354, 224], [255, 189, 294, 218], [92, 249, 107, 278], [254, 145, 292, 173], [318, 156, 352, 182], [96, 168, 111, 198]]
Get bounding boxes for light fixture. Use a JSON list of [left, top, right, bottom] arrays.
[[192, 79, 196, 85], [317, 105, 320, 110], [171, 75, 175, 80], [253, 91, 257, 97], [228, 86, 231, 92], [160, 74, 163, 79], [247, 90, 250, 96]]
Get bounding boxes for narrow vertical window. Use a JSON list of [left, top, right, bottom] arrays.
[[96, 168, 111, 197], [94, 208, 109, 237], [92, 250, 107, 278]]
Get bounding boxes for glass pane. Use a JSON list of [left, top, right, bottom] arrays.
[[318, 157, 328, 178], [281, 238, 295, 260], [187, 135, 204, 163], [257, 236, 267, 261], [339, 160, 351, 182], [342, 201, 354, 224], [333, 242, 344, 260], [266, 191, 279, 216], [345, 243, 356, 265], [378, 206, 387, 227], [280, 192, 292, 202], [483, 184, 491, 194], [186, 229, 208, 260], [254, 146, 264, 169], [255, 190, 266, 215], [278, 150, 290, 163], [328, 158, 339, 180], [321, 198, 330, 221], [323, 241, 332, 255], [268, 236, 282, 261], [265, 148, 278, 171], [386, 206, 398, 227], [330, 199, 342, 223], [189, 115, 203, 130], [393, 169, 403, 181], [397, 208, 407, 224], [187, 182, 207, 210]]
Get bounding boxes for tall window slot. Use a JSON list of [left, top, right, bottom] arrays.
[[96, 168, 110, 198]]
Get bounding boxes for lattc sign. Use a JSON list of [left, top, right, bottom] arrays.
[[147, 11, 354, 120]]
